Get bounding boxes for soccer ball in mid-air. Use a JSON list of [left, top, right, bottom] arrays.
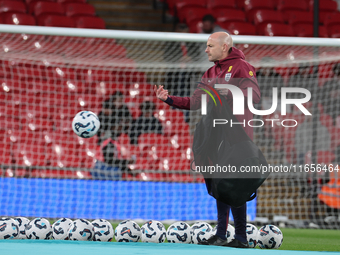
[[14, 217, 30, 239], [115, 220, 141, 242], [52, 218, 73, 240], [0, 217, 18, 239], [246, 223, 258, 248], [141, 220, 166, 243], [92, 219, 114, 242], [166, 221, 192, 244], [257, 225, 283, 249], [68, 219, 94, 241], [191, 222, 213, 244], [212, 224, 235, 243], [25, 218, 52, 239], [72, 111, 100, 138]]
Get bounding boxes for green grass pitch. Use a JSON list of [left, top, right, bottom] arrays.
[[111, 223, 340, 252]]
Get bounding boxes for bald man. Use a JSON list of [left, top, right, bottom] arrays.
[[155, 32, 260, 248]]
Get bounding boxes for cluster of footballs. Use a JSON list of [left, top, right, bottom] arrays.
[[0, 217, 283, 249], [0, 217, 114, 241]]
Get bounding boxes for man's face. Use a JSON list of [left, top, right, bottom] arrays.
[[205, 37, 224, 62], [202, 21, 214, 34], [114, 97, 124, 108]]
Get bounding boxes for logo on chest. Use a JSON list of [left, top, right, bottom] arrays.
[[225, 73, 232, 82]]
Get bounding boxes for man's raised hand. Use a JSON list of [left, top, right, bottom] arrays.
[[154, 85, 169, 101]]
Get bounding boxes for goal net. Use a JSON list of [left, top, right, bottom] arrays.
[[0, 25, 339, 228]]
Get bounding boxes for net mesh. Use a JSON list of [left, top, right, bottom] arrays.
[[0, 31, 340, 228]]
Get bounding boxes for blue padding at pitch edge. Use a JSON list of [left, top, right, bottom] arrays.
[[0, 178, 256, 221]]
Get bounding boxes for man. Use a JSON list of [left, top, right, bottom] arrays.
[[97, 91, 132, 144], [154, 32, 260, 248], [295, 104, 331, 165], [201, 14, 228, 34], [130, 100, 163, 144]]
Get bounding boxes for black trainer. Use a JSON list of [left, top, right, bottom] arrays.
[[198, 235, 229, 246], [225, 239, 249, 248]]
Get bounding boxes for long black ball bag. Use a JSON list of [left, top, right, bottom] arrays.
[[192, 92, 269, 207]]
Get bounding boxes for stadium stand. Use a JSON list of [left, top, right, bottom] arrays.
[[1, 13, 36, 25], [160, 0, 340, 37], [0, 0, 27, 14]]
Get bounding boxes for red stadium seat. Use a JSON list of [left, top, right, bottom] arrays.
[[169, 134, 191, 150], [0, 0, 27, 14], [243, 0, 274, 11], [320, 114, 334, 131], [128, 83, 154, 98], [175, 0, 206, 13], [25, 105, 52, 119], [309, 0, 338, 12], [73, 16, 105, 29], [329, 24, 340, 38], [0, 116, 21, 130], [1, 13, 36, 25], [29, 1, 64, 16], [138, 133, 169, 147], [177, 6, 208, 23], [37, 14, 76, 27], [14, 143, 48, 167], [185, 8, 210, 26], [155, 109, 185, 123], [57, 0, 86, 3], [244, 0, 275, 22], [214, 8, 246, 23], [79, 69, 145, 83], [25, 0, 54, 4], [284, 11, 313, 25], [207, 0, 236, 9], [221, 21, 256, 35], [64, 3, 95, 17], [319, 11, 335, 25], [323, 13, 340, 26], [253, 10, 285, 25], [257, 23, 294, 36], [44, 66, 77, 80], [189, 20, 203, 33], [163, 120, 190, 136], [235, 0, 245, 9], [24, 118, 54, 131], [293, 24, 328, 37], [277, 0, 308, 12]]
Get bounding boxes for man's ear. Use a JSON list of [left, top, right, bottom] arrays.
[[223, 43, 228, 52]]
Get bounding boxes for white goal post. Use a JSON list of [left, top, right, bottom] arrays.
[[0, 24, 339, 228]]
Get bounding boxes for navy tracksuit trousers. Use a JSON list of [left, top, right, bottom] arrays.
[[216, 200, 247, 243]]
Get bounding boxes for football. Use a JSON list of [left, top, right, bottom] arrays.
[[212, 223, 235, 243], [141, 220, 166, 243], [52, 218, 73, 240], [68, 219, 94, 241], [246, 223, 258, 248], [92, 219, 114, 242], [166, 221, 192, 244], [115, 220, 141, 242], [257, 225, 283, 249], [14, 217, 30, 239], [0, 217, 18, 239], [72, 111, 100, 138], [25, 218, 52, 240], [191, 222, 213, 244]]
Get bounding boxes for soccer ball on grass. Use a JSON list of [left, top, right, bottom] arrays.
[[257, 225, 283, 249], [25, 218, 52, 239], [141, 220, 166, 243], [92, 219, 114, 242]]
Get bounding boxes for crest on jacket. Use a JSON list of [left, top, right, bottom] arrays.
[[225, 73, 232, 82]]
